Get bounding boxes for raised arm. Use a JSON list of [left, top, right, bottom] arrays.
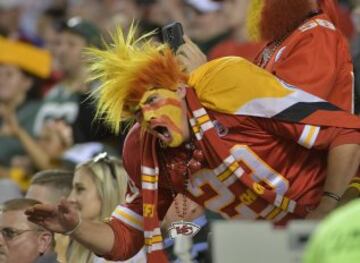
[[25, 199, 115, 256]]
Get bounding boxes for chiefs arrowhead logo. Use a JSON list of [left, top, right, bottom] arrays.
[[168, 221, 201, 239]]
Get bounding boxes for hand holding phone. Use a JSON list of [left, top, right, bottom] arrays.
[[161, 22, 185, 52]]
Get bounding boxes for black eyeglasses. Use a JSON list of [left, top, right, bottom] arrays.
[[93, 152, 117, 180], [0, 227, 40, 241]]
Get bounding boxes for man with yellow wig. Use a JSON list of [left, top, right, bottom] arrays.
[[25, 27, 360, 262]]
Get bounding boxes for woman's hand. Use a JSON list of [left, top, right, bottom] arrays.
[[0, 105, 21, 137], [25, 198, 80, 234]]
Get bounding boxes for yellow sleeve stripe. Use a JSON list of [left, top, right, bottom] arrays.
[[113, 208, 144, 230], [298, 125, 320, 149]]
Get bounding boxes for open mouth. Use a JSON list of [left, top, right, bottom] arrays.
[[152, 124, 172, 143]]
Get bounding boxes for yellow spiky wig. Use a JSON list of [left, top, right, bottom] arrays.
[[86, 25, 188, 133]]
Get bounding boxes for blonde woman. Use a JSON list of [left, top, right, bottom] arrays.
[[66, 153, 130, 263]]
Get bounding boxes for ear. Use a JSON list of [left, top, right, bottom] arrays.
[[176, 86, 187, 99], [37, 231, 53, 255]]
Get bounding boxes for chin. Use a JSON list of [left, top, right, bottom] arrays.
[[167, 134, 185, 148], [167, 139, 183, 148]]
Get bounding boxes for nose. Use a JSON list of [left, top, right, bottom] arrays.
[[0, 231, 5, 244], [67, 189, 77, 205], [142, 110, 156, 122]]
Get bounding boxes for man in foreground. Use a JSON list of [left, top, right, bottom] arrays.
[[0, 199, 57, 263], [25, 27, 360, 262]]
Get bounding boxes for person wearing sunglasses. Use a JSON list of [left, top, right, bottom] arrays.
[[0, 198, 57, 263]]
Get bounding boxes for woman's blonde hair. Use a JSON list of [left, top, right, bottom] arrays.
[[67, 153, 128, 263]]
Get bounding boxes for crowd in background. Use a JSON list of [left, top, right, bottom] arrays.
[[1, 0, 360, 262]]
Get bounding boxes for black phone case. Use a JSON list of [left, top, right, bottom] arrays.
[[161, 22, 185, 51]]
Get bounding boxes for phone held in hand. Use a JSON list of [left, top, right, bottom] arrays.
[[161, 22, 185, 52]]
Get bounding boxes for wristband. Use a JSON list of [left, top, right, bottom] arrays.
[[323, 191, 341, 202], [64, 216, 82, 236]]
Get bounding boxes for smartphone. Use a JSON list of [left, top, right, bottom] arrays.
[[161, 22, 185, 52]]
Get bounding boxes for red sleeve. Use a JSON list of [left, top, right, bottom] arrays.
[[102, 218, 144, 261], [268, 17, 353, 112], [253, 117, 360, 150], [102, 124, 173, 260]]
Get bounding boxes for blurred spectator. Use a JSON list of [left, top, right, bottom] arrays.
[[33, 17, 112, 143], [26, 170, 73, 263], [26, 170, 73, 205], [1, 118, 72, 172], [37, 7, 67, 96], [66, 153, 135, 262], [101, 0, 143, 35], [33, 16, 100, 132], [68, 0, 108, 30], [4, 17, 122, 173], [303, 199, 360, 263], [0, 0, 23, 39], [0, 198, 57, 263], [337, 0, 355, 41], [208, 0, 263, 61], [253, 0, 354, 112], [182, 0, 231, 54], [61, 142, 121, 169], [351, 4, 360, 114], [0, 38, 51, 182], [0, 179, 22, 205]]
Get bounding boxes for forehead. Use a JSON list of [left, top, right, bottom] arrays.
[[0, 210, 31, 229], [26, 185, 54, 203], [74, 167, 95, 185], [140, 88, 178, 103]]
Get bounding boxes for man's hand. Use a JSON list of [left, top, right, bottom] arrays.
[[0, 106, 21, 137], [25, 198, 80, 234], [305, 196, 338, 220], [176, 35, 207, 73]]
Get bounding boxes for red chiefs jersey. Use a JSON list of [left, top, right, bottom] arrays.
[[103, 111, 360, 260], [256, 13, 354, 113]]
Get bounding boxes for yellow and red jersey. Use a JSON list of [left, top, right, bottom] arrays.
[[103, 109, 360, 260]]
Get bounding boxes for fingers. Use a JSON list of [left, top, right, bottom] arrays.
[[27, 215, 46, 225], [176, 37, 207, 73], [58, 199, 79, 222], [25, 204, 57, 216]]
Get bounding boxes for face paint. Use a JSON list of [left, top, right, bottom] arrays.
[[139, 88, 188, 147]]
